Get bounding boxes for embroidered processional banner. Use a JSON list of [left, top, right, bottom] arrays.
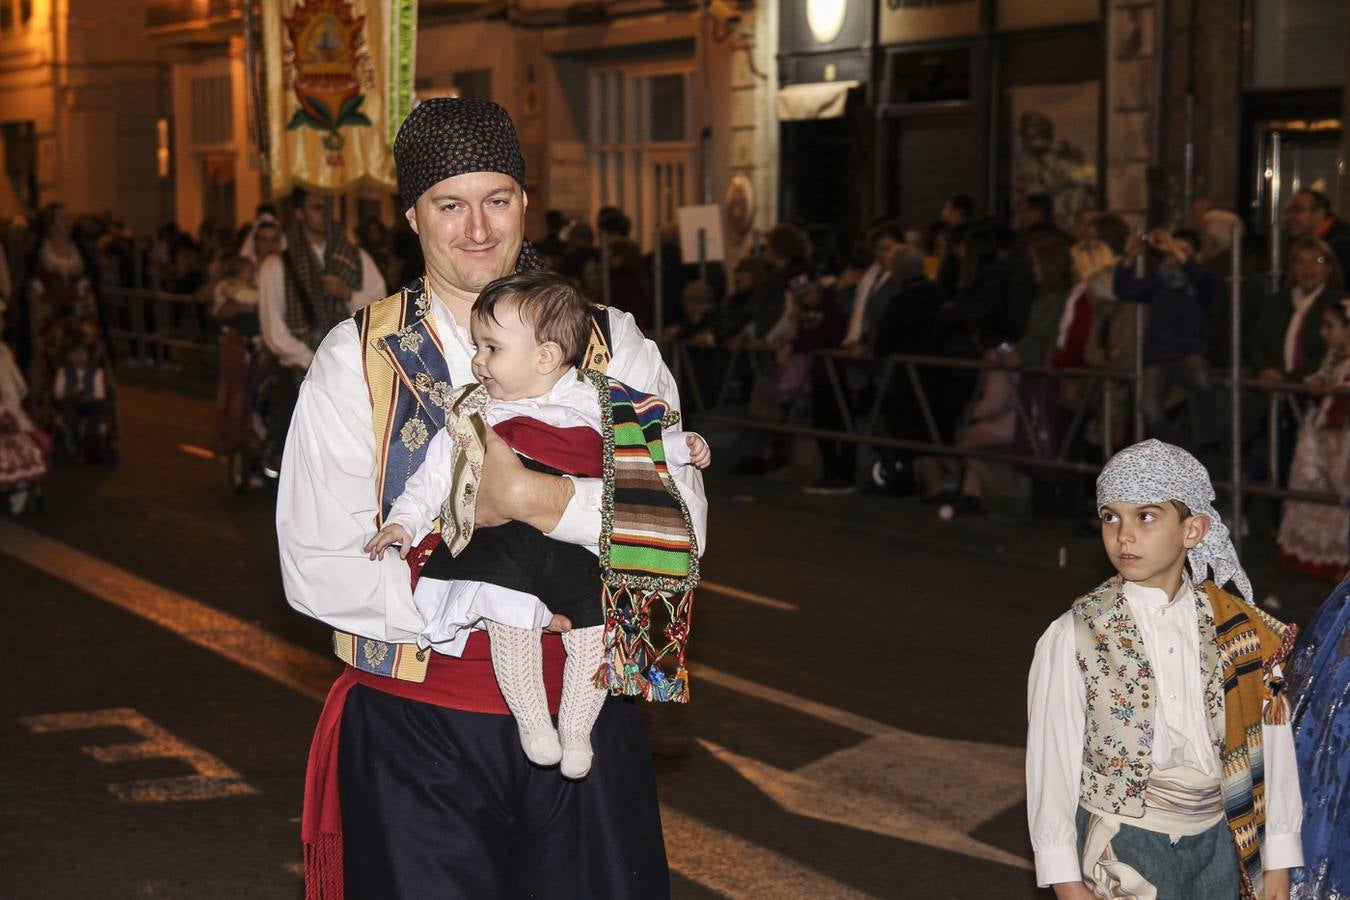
[[261, 0, 416, 195]]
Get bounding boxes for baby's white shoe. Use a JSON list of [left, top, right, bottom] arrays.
[[560, 743, 593, 779], [521, 727, 562, 767]]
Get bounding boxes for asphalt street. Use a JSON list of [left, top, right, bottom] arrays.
[[0, 382, 1334, 899]]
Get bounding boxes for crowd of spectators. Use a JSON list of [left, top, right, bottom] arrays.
[[4, 185, 1349, 577], [562, 188, 1350, 578]]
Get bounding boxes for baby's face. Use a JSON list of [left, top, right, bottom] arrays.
[[470, 302, 548, 401]]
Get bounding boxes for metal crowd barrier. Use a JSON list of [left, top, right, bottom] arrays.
[[665, 339, 1350, 552], [102, 287, 218, 366]]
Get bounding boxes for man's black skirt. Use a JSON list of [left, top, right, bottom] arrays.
[[338, 686, 670, 899]]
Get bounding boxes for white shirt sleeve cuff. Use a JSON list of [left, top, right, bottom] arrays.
[[1034, 846, 1083, 888], [663, 430, 694, 467], [1263, 831, 1304, 870], [544, 476, 602, 546]]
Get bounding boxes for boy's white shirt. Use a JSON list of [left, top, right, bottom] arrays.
[[384, 367, 699, 548], [1025, 576, 1304, 887]]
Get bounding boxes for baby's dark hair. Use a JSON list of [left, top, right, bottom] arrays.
[[1325, 299, 1350, 325], [1171, 500, 1193, 519], [472, 270, 592, 367]]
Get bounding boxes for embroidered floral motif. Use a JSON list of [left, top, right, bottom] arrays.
[[1073, 576, 1159, 815], [428, 381, 455, 410], [413, 372, 434, 393], [396, 328, 424, 353], [414, 291, 432, 320], [362, 639, 389, 668], [400, 417, 429, 450]]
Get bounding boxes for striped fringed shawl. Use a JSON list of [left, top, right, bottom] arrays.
[[1206, 584, 1298, 900], [585, 369, 700, 702]]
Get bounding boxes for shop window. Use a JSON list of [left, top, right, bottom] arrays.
[[883, 47, 971, 107], [1249, 0, 1345, 89]]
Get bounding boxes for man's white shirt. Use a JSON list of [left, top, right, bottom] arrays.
[[1025, 578, 1303, 887], [276, 291, 708, 646], [257, 241, 386, 369]]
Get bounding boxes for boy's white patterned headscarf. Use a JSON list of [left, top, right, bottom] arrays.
[[1097, 439, 1253, 604]]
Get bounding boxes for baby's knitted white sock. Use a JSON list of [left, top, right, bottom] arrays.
[[484, 621, 561, 766], [558, 625, 607, 779]]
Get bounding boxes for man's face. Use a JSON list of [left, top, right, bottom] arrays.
[[1098, 501, 1203, 593], [873, 236, 899, 269], [1292, 247, 1331, 293], [940, 202, 963, 226], [297, 195, 329, 237], [253, 226, 282, 261], [469, 301, 548, 401], [1285, 194, 1326, 239], [407, 171, 527, 295]]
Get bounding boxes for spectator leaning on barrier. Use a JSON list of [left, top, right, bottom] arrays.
[[1114, 227, 1215, 452], [1253, 237, 1344, 385], [1007, 193, 1073, 335], [1285, 189, 1350, 281], [1197, 208, 1267, 369], [1018, 238, 1075, 369], [842, 221, 903, 351], [873, 244, 960, 497], [1081, 244, 1138, 451], [752, 223, 812, 339]]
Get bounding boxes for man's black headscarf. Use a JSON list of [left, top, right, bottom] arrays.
[[395, 98, 526, 210], [394, 97, 538, 271]]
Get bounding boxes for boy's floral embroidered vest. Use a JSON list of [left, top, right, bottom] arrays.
[[329, 277, 614, 682], [1070, 574, 1297, 900]]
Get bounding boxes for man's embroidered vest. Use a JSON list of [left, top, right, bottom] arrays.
[[332, 277, 614, 681], [1070, 575, 1297, 900]]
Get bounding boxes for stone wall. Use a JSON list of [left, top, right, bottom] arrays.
[[1105, 0, 1155, 227]]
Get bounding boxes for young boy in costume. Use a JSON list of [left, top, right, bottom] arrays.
[[365, 270, 707, 779], [1027, 439, 1303, 899]]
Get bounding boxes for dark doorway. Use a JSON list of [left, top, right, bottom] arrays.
[[779, 94, 873, 270]]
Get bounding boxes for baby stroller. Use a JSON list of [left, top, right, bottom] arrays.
[[216, 325, 278, 493]]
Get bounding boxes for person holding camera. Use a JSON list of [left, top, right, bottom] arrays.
[[1113, 228, 1214, 453]]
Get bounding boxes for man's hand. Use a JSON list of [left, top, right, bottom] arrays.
[[320, 274, 353, 302], [1262, 868, 1290, 900], [686, 434, 712, 469], [476, 426, 574, 532], [545, 613, 572, 634], [1051, 881, 1096, 900], [364, 523, 412, 560]]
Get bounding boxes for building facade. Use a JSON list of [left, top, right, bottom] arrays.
[[774, 0, 1346, 262], [141, 0, 776, 261], [0, 0, 166, 231]]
